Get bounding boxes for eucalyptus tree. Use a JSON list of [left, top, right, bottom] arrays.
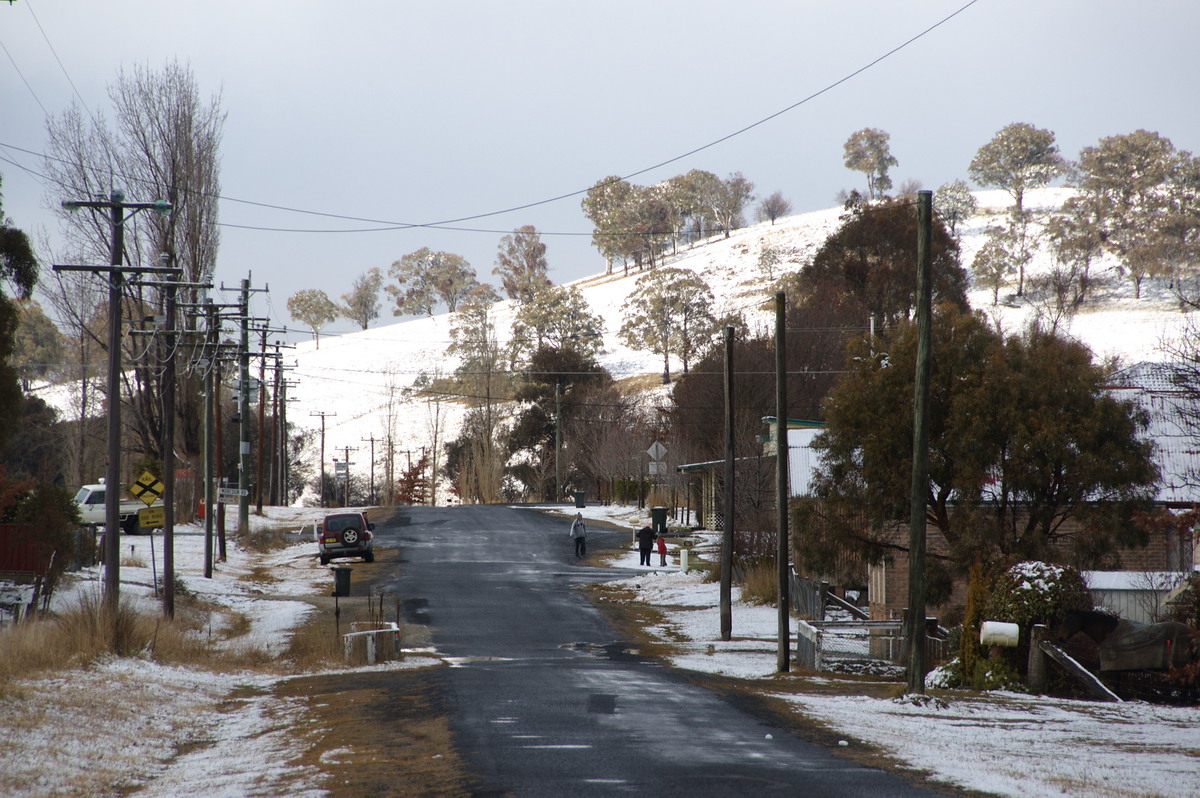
[[619, 267, 720, 383], [842, 127, 898, 200], [493, 225, 552, 302]]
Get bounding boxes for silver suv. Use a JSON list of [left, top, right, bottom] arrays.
[[317, 511, 375, 565]]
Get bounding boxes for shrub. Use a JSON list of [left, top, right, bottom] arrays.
[[985, 561, 1092, 628]]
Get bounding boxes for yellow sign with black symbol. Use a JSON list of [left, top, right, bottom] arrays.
[[139, 505, 165, 528], [130, 471, 165, 507]]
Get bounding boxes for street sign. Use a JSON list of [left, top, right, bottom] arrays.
[[129, 471, 165, 507], [139, 505, 165, 528], [218, 487, 249, 498], [646, 441, 667, 461]]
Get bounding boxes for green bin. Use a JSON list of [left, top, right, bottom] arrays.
[[331, 565, 352, 597], [651, 506, 668, 536]]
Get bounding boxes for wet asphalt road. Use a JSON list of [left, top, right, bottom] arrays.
[[372, 504, 948, 797]]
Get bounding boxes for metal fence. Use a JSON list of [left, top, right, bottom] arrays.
[[795, 618, 951, 674]]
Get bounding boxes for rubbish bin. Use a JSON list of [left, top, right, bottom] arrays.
[[651, 506, 667, 536], [331, 565, 352, 597], [574, 490, 586, 508]]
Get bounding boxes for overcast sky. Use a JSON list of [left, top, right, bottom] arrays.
[[3, 0, 1198, 337]]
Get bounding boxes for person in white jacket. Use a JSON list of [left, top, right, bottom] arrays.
[[569, 513, 587, 558]]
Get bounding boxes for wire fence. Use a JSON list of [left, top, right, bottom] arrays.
[[795, 618, 951, 675]]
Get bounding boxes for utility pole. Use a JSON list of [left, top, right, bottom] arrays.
[[720, 325, 735, 642], [311, 411, 335, 506], [775, 291, 790, 673], [161, 268, 178, 617], [555, 381, 562, 501], [256, 326, 268, 514], [203, 300, 216, 577], [134, 265, 208, 617], [907, 190, 934, 694], [53, 191, 173, 615], [361, 434, 378, 505], [339, 445, 358, 506]]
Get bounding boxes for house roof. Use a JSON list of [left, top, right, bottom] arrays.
[[1109, 362, 1200, 504]]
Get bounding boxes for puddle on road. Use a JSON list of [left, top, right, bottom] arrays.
[[562, 641, 643, 661]]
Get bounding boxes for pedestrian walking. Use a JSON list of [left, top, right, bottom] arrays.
[[657, 532, 668, 566], [570, 513, 587, 558], [636, 525, 655, 567]]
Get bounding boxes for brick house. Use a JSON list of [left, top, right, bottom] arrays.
[[869, 362, 1199, 621]]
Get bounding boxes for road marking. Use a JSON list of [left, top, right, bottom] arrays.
[[523, 744, 592, 750]]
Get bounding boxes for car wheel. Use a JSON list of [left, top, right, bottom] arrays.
[[341, 528, 359, 545], [319, 554, 329, 566], [364, 550, 375, 563], [121, 516, 140, 535]]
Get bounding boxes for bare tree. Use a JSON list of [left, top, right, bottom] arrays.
[[42, 59, 224, 466], [756, 191, 792, 225]]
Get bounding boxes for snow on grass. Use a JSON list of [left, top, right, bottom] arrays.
[[571, 503, 1200, 798], [2, 506, 365, 798], [781, 691, 1200, 798]]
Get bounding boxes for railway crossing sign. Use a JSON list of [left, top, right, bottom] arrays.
[[129, 471, 165, 507]]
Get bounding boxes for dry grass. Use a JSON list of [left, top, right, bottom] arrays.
[[740, 557, 780, 605], [237, 522, 296, 554], [0, 590, 295, 693]]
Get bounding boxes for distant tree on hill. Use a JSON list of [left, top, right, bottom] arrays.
[[619, 267, 721, 384], [712, 172, 755, 238], [1044, 200, 1105, 308], [581, 176, 637, 274], [582, 171, 757, 269], [505, 345, 612, 500], [971, 230, 1016, 306], [387, 247, 479, 316], [508, 284, 604, 368], [969, 123, 1066, 295], [340, 267, 382, 330], [287, 288, 338, 348], [1068, 130, 1198, 298], [843, 128, 897, 200], [933, 180, 978, 236], [493, 225, 552, 302], [969, 123, 1066, 217], [757, 191, 792, 225]]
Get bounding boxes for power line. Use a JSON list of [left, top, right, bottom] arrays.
[[0, 0, 981, 238]]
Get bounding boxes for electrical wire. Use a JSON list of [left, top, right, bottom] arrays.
[[1, 0, 981, 238]]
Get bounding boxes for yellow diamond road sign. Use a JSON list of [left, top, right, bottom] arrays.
[[130, 471, 165, 507]]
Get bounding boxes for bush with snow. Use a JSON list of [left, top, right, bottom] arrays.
[[985, 561, 1092, 628]]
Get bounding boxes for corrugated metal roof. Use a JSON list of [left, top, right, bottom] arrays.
[[1111, 362, 1200, 503]]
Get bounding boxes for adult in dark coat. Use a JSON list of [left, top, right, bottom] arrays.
[[636, 526, 655, 566]]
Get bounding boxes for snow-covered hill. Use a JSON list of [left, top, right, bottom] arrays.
[[285, 187, 1193, 500]]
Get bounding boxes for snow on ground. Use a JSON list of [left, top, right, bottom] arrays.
[[548, 504, 1200, 798], [2, 503, 1199, 797], [0, 507, 440, 798]]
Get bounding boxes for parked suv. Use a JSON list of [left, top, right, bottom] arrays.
[[317, 511, 375, 565]]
